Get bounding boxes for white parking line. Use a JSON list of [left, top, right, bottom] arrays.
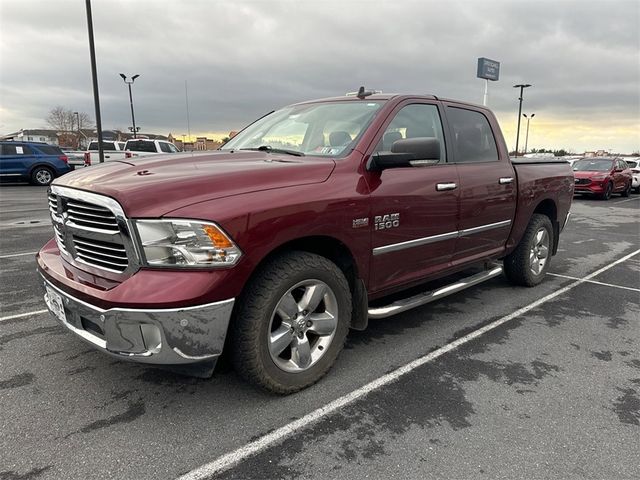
[[0, 309, 48, 322], [613, 196, 640, 204], [548, 273, 640, 292], [177, 248, 640, 480], [0, 251, 37, 259]]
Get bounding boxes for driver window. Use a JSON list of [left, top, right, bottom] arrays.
[[375, 104, 446, 163]]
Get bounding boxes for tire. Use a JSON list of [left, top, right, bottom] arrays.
[[621, 181, 631, 197], [231, 251, 351, 394], [600, 182, 613, 200], [30, 166, 54, 186], [634, 187, 640, 194], [504, 214, 553, 287]]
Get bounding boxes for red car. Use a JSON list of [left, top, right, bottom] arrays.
[[573, 157, 633, 199]]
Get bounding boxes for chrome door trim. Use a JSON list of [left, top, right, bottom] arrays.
[[499, 177, 514, 184], [372, 219, 512, 255], [372, 230, 459, 256], [459, 219, 512, 236]]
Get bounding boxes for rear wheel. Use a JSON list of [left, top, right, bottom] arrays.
[[600, 182, 613, 200], [504, 214, 553, 287], [30, 166, 54, 186], [231, 251, 351, 394]]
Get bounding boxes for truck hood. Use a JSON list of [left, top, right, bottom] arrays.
[[55, 151, 336, 217]]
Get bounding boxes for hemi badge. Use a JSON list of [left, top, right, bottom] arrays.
[[352, 218, 369, 228]]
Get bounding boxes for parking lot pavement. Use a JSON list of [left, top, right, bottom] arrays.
[[0, 188, 638, 480]]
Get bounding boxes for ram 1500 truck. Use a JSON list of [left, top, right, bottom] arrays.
[[37, 92, 573, 393]]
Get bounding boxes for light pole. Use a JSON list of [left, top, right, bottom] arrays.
[[513, 84, 532, 157], [523, 113, 535, 155], [119, 73, 140, 138], [73, 111, 80, 148]]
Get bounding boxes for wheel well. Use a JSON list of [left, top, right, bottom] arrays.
[[533, 199, 559, 254], [248, 236, 368, 331], [265, 236, 359, 287], [29, 163, 55, 176]]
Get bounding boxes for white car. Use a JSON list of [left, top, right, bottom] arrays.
[[624, 159, 640, 193], [124, 139, 180, 156]]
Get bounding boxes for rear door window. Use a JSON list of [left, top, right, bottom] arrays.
[[446, 107, 499, 163], [35, 145, 63, 155]]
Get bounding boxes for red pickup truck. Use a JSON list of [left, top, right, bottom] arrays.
[[37, 92, 573, 393]]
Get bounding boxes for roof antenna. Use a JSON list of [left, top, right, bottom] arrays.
[[346, 86, 381, 98]]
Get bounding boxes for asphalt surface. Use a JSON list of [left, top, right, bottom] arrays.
[[0, 185, 638, 480]]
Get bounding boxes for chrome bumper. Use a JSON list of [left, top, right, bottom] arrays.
[[41, 275, 234, 366]]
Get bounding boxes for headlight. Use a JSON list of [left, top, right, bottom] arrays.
[[135, 219, 242, 267]]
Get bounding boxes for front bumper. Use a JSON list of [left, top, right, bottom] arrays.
[[41, 274, 234, 366]]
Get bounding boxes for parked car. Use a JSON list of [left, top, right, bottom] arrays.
[[37, 91, 573, 393], [60, 147, 86, 170], [572, 157, 633, 199], [84, 141, 131, 166], [124, 139, 181, 156], [623, 159, 640, 193], [0, 141, 71, 186]]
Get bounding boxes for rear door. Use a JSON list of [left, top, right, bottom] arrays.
[[366, 101, 460, 293], [443, 104, 517, 265]]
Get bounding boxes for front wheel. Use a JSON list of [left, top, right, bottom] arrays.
[[231, 251, 351, 394], [600, 182, 613, 200], [30, 166, 54, 186], [621, 181, 631, 197], [504, 214, 553, 287]]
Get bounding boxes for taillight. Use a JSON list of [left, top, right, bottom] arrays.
[[84, 152, 91, 166], [59, 155, 68, 164]]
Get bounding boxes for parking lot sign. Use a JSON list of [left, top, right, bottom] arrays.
[[477, 57, 500, 81]]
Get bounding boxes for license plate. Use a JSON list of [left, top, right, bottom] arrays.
[[45, 285, 67, 323]]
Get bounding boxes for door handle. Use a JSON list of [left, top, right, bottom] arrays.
[[499, 177, 514, 184], [436, 182, 457, 191]]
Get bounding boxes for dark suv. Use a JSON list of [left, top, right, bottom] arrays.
[[0, 141, 71, 186]]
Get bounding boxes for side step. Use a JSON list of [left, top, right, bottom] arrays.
[[367, 264, 503, 319]]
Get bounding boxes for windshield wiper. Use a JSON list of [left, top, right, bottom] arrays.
[[240, 146, 305, 157]]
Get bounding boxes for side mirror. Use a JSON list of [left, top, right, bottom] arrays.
[[368, 137, 440, 171]]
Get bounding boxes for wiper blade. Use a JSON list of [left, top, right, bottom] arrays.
[[240, 146, 305, 157]]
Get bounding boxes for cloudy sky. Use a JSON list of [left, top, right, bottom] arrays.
[[1, 0, 638, 153]]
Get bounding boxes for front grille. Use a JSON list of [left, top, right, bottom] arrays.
[[66, 199, 119, 232], [72, 236, 128, 271], [575, 178, 590, 185], [48, 187, 135, 275]]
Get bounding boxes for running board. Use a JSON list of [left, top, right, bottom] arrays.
[[367, 265, 503, 319]]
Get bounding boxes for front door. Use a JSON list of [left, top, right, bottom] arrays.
[[366, 102, 460, 293]]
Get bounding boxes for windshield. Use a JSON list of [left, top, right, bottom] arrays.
[[573, 159, 614, 172], [220, 101, 384, 157]]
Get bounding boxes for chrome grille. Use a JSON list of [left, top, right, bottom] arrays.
[[72, 236, 128, 271], [575, 178, 590, 185], [47, 186, 136, 276], [66, 199, 119, 232]]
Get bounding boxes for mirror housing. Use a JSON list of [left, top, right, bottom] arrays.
[[368, 137, 440, 171]]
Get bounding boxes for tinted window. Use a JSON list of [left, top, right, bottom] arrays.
[[375, 103, 446, 162], [88, 141, 116, 150], [35, 145, 63, 155], [168, 143, 179, 153], [447, 107, 499, 163], [626, 160, 638, 168], [127, 140, 157, 152], [159, 142, 172, 153], [1, 144, 33, 155]]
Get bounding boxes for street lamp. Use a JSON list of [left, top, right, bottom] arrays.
[[523, 113, 535, 155], [73, 111, 80, 148], [119, 73, 140, 138], [513, 84, 532, 157]]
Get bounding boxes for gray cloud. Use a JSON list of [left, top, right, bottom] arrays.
[[1, 0, 638, 151]]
